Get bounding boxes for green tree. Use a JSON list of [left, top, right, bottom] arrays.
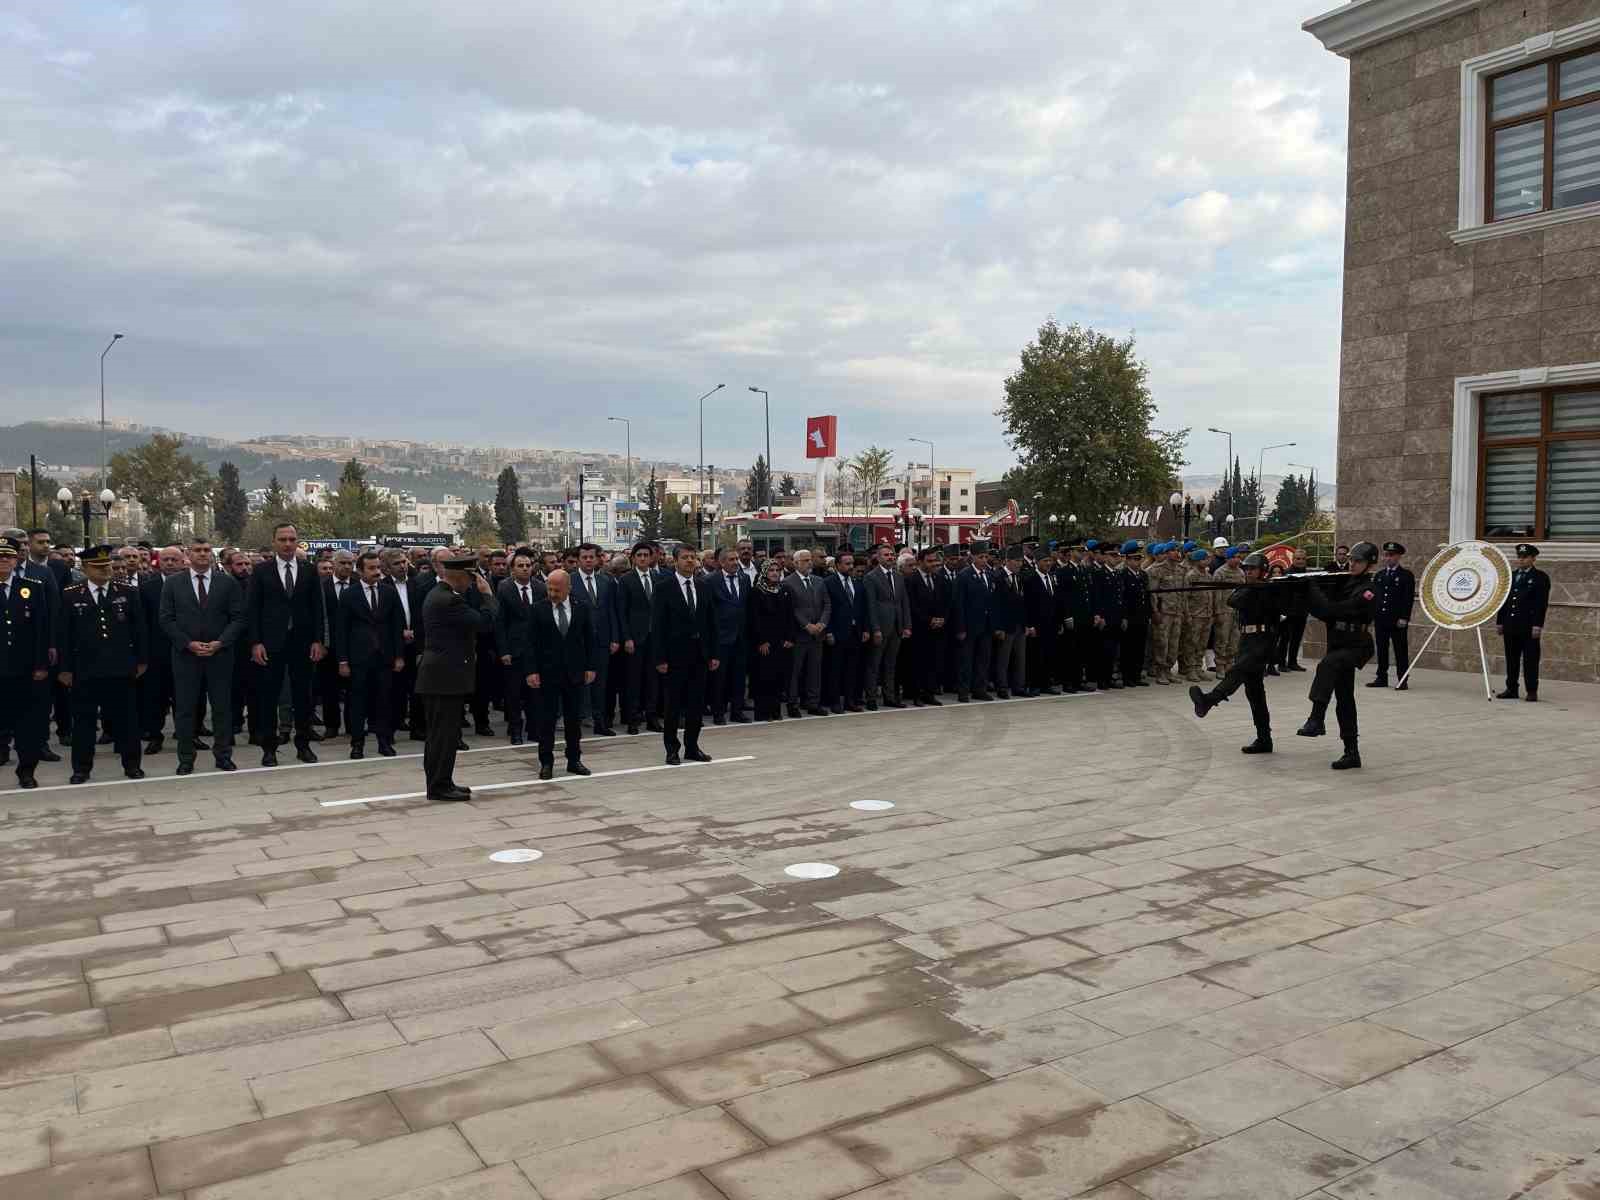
[[637, 467, 662, 541], [494, 466, 528, 544], [1269, 472, 1320, 534], [213, 461, 248, 542], [13, 468, 81, 546], [241, 475, 331, 548], [1209, 456, 1245, 540], [458, 500, 498, 546], [777, 473, 801, 504], [997, 318, 1187, 531], [323, 458, 400, 538], [107, 433, 214, 544], [661, 496, 691, 543], [740, 455, 772, 512]]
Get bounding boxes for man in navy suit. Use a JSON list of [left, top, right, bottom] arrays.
[[823, 548, 870, 713], [955, 542, 996, 702], [337, 551, 404, 759], [572, 543, 621, 736], [706, 546, 750, 724], [652, 544, 720, 764], [245, 523, 327, 766], [527, 569, 599, 779], [494, 549, 545, 745], [616, 541, 661, 735]]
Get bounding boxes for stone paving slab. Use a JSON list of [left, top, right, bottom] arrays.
[[0, 666, 1597, 1197]]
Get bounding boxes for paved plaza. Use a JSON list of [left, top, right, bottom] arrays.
[[1, 663, 1599, 1200]]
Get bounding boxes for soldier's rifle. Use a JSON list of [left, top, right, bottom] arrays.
[[1147, 570, 1346, 594]]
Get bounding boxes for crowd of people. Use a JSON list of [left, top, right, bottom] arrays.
[[0, 519, 1549, 795]]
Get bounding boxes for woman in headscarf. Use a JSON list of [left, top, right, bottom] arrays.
[[746, 557, 795, 720]]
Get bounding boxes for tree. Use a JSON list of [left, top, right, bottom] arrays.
[[777, 473, 801, 503], [845, 446, 893, 514], [213, 461, 248, 542], [1269, 472, 1321, 534], [494, 466, 528, 544], [241, 475, 331, 548], [1237, 472, 1266, 538], [458, 501, 498, 546], [661, 497, 691, 543], [323, 459, 400, 539], [637, 467, 662, 542], [13, 468, 81, 546], [997, 318, 1187, 531], [1209, 456, 1246, 538], [740, 455, 772, 512], [107, 434, 214, 545]]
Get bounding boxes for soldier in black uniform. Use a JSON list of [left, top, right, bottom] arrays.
[[59, 545, 148, 783], [1297, 540, 1379, 770], [0, 537, 52, 788], [1119, 540, 1152, 687], [1189, 551, 1280, 754], [1496, 542, 1550, 702], [416, 552, 497, 801], [1090, 541, 1125, 688], [1369, 541, 1416, 690], [1056, 542, 1091, 692]]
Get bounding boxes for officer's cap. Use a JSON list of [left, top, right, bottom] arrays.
[[1117, 539, 1137, 555], [969, 540, 991, 553], [1515, 542, 1540, 557], [1224, 547, 1238, 559], [944, 543, 964, 556], [1189, 549, 1208, 562], [1350, 541, 1379, 564], [0, 536, 19, 557], [1382, 541, 1405, 555], [81, 543, 116, 566], [439, 554, 480, 571]]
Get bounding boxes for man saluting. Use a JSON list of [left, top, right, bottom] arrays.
[[416, 550, 497, 801]]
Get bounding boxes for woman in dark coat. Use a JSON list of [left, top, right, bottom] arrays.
[[746, 559, 795, 721]]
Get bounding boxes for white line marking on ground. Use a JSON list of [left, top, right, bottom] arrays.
[[317, 755, 757, 806]]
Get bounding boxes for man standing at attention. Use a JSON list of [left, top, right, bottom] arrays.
[[416, 550, 497, 801], [1497, 543, 1550, 702], [246, 524, 326, 767], [652, 544, 719, 765]]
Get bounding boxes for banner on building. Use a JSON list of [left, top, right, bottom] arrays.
[[381, 533, 453, 547], [805, 415, 837, 459], [305, 538, 359, 552]]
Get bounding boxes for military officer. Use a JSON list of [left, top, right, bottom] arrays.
[[1496, 542, 1550, 702], [1369, 541, 1416, 690], [59, 545, 148, 783], [1209, 547, 1246, 678], [1190, 550, 1279, 754], [1179, 549, 1213, 683], [0, 537, 52, 788], [1144, 542, 1181, 684], [416, 550, 498, 801], [1298, 540, 1379, 770], [1118, 540, 1151, 687]]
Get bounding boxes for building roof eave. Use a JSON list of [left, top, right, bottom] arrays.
[[1303, 0, 1482, 56]]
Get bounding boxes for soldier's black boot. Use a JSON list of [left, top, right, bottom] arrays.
[[1296, 705, 1327, 737], [1331, 739, 1362, 770], [1242, 730, 1273, 754], [1188, 686, 1219, 719]]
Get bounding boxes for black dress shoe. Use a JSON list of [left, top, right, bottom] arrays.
[[215, 758, 237, 772], [0, 750, 12, 767], [1241, 736, 1274, 754], [829, 705, 845, 715], [70, 773, 89, 785], [646, 720, 662, 732], [538, 763, 554, 780], [1497, 688, 1519, 700], [124, 767, 144, 780], [193, 737, 210, 750], [846, 704, 864, 712], [37, 747, 60, 763], [713, 716, 727, 726], [787, 705, 803, 718], [428, 788, 472, 802], [567, 762, 592, 776], [261, 751, 278, 767], [378, 743, 397, 757], [730, 715, 752, 724], [665, 752, 681, 765], [1526, 691, 1539, 702], [16, 772, 37, 789], [806, 707, 827, 716], [475, 725, 495, 738], [1396, 680, 1409, 691], [509, 732, 525, 746], [176, 763, 195, 776], [456, 738, 469, 751], [144, 737, 163, 755], [1365, 677, 1387, 688], [865, 700, 879, 711], [884, 699, 907, 708], [307, 728, 327, 741], [296, 745, 318, 764], [197, 725, 213, 737], [349, 745, 365, 760], [626, 724, 640, 735], [686, 748, 712, 763], [1296, 720, 1325, 737], [594, 725, 619, 736]]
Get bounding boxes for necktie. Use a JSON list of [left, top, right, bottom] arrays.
[[845, 578, 853, 602], [197, 573, 208, 606], [284, 563, 294, 594], [368, 585, 377, 611], [585, 574, 596, 604], [686, 578, 696, 612], [557, 603, 568, 636], [727, 574, 735, 598], [0, 582, 7, 606], [643, 571, 653, 598], [521, 585, 530, 607]]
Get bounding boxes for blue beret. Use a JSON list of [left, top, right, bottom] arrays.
[[1225, 547, 1239, 558], [1150, 541, 1166, 554], [1189, 549, 1208, 561], [1121, 539, 1140, 555], [1236, 542, 1252, 552], [1182, 540, 1196, 552], [1085, 539, 1099, 550]]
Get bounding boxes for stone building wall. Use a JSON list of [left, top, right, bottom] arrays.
[[1331, 0, 1600, 683]]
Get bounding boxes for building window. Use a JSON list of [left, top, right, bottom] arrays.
[[1480, 387, 1600, 537], [1488, 49, 1600, 221], [959, 504, 969, 513]]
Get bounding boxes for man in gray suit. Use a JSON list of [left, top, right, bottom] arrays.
[[863, 543, 912, 709], [158, 537, 246, 774], [781, 549, 831, 716]]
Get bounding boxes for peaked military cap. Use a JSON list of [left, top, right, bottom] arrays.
[[1515, 542, 1540, 557]]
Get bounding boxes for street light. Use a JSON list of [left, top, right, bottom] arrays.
[[607, 416, 632, 497], [59, 486, 116, 546], [1207, 426, 1233, 484], [100, 333, 124, 492], [696, 384, 725, 531], [748, 387, 772, 511], [1255, 442, 1297, 539], [909, 437, 935, 516]]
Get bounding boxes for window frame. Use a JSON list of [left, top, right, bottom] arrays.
[[1485, 48, 1600, 223], [1477, 384, 1600, 538]]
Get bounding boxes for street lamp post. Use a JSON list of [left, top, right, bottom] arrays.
[[1255, 442, 1297, 540], [696, 384, 725, 535], [748, 387, 772, 511], [908, 437, 935, 517], [60, 487, 116, 546], [1207, 426, 1233, 482], [100, 333, 124, 492]]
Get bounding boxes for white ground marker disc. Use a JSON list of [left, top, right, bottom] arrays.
[[850, 800, 895, 812], [785, 862, 841, 880], [490, 848, 543, 864]]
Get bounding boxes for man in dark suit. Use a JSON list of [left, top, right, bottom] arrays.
[[863, 543, 912, 709], [938, 544, 964, 694], [527, 569, 598, 780], [652, 544, 720, 764], [823, 548, 869, 713], [0, 536, 52, 788], [319, 551, 357, 737], [1057, 543, 1093, 691], [59, 545, 148, 783], [158, 537, 246, 774], [246, 523, 327, 766], [955, 543, 996, 702], [1497, 542, 1551, 702], [495, 549, 545, 745], [908, 546, 949, 705], [137, 546, 185, 754], [13, 532, 63, 766], [416, 551, 497, 800], [1024, 545, 1062, 695], [572, 543, 621, 735], [617, 541, 661, 735], [382, 550, 426, 740], [781, 549, 831, 716], [1370, 541, 1417, 690], [337, 551, 404, 759], [990, 546, 1028, 699], [705, 546, 750, 724]]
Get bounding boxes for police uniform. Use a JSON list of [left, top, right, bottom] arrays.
[[1497, 543, 1550, 701], [1118, 541, 1151, 687], [1370, 542, 1416, 689], [1055, 544, 1092, 691], [1191, 551, 1279, 753], [1299, 541, 1378, 769], [0, 538, 52, 787], [1089, 543, 1124, 688], [59, 546, 148, 782]]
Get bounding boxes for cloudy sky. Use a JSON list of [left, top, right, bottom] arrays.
[[1, 1, 1349, 480]]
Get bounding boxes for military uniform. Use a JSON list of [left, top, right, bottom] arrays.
[[1299, 542, 1379, 770], [416, 563, 498, 800], [1209, 555, 1246, 676], [1055, 549, 1092, 691], [59, 547, 148, 782], [1370, 542, 1416, 689], [0, 538, 52, 787], [1089, 546, 1124, 688], [1179, 551, 1213, 682], [1497, 543, 1550, 701], [1191, 552, 1280, 752], [1144, 546, 1182, 684], [1118, 542, 1151, 687]]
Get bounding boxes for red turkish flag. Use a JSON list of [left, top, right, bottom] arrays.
[[805, 415, 837, 459]]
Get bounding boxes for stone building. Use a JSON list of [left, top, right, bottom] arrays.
[[1306, 0, 1600, 682]]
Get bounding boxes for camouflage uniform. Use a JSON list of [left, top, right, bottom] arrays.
[[1179, 559, 1213, 682], [1210, 559, 1246, 675], [1145, 556, 1182, 683]]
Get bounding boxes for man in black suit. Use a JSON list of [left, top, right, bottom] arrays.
[[705, 546, 750, 725], [1023, 545, 1062, 695], [908, 546, 949, 705], [955, 543, 996, 702], [417, 551, 497, 800], [0, 537, 52, 788], [382, 550, 426, 740], [823, 548, 869, 713], [136, 545, 185, 754], [338, 551, 404, 759], [319, 550, 357, 737], [617, 541, 661, 735], [246, 524, 327, 766], [11, 531, 63, 767], [1370, 541, 1417, 690], [495, 549, 545, 745], [572, 543, 620, 735], [652, 544, 720, 764], [1497, 542, 1551, 702], [158, 537, 246, 774], [527, 569, 598, 780]]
